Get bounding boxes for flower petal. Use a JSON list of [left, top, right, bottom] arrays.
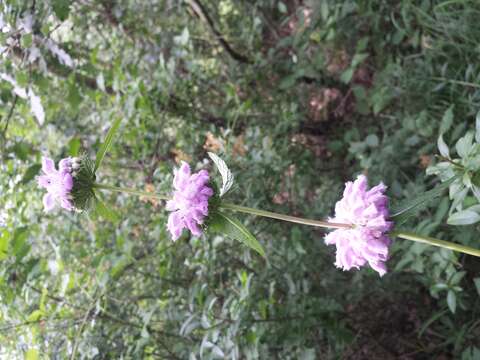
[[42, 157, 56, 174], [43, 193, 56, 212], [325, 175, 392, 277]]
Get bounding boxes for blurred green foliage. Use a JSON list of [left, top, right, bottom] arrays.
[[1, 0, 480, 358]]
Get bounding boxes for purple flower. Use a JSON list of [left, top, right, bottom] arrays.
[[166, 162, 214, 241], [37, 157, 75, 212], [325, 175, 392, 276]]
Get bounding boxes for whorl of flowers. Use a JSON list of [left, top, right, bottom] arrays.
[[325, 175, 393, 276], [166, 162, 214, 241], [37, 157, 80, 212]]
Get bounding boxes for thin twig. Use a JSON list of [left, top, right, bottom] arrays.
[[70, 290, 99, 360], [186, 0, 252, 63], [2, 95, 18, 138]]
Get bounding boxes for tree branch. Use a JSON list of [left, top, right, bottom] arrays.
[[186, 0, 252, 64]]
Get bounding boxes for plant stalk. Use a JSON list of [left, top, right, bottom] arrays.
[[94, 183, 170, 200], [392, 231, 480, 257], [93, 185, 480, 257], [219, 202, 352, 229]]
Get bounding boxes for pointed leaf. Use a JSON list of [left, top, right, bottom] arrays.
[[456, 132, 474, 158], [208, 211, 265, 257], [94, 117, 122, 172], [208, 152, 234, 197], [437, 134, 449, 158], [447, 290, 456, 313], [440, 105, 454, 134]]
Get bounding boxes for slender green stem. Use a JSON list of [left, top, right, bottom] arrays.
[[93, 185, 480, 257], [431, 77, 480, 89], [436, 155, 464, 170], [393, 231, 480, 257], [94, 183, 170, 200], [219, 202, 352, 229]]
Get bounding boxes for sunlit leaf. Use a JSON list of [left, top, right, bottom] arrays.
[[437, 134, 449, 158], [25, 348, 39, 360], [447, 209, 480, 225]]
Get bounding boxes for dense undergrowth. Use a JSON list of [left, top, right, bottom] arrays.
[[1, 0, 480, 358]]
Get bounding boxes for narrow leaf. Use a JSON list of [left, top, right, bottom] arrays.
[[391, 177, 457, 224], [476, 110, 480, 143], [94, 117, 122, 172], [208, 152, 234, 197], [208, 211, 265, 257]]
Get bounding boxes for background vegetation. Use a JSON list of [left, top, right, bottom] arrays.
[[1, 0, 480, 358]]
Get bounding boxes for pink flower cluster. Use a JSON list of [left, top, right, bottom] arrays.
[[325, 175, 392, 276], [166, 162, 214, 240], [38, 157, 77, 212]]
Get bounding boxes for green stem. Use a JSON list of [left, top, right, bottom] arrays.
[[393, 231, 480, 257], [219, 202, 352, 230], [94, 183, 170, 200], [94, 185, 480, 256], [431, 77, 480, 89]]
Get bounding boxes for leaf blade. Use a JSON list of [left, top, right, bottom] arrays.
[[447, 209, 480, 226], [391, 177, 457, 224], [208, 211, 265, 257], [94, 117, 122, 172], [437, 134, 450, 158]]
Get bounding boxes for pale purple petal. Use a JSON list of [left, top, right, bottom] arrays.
[[167, 212, 184, 241], [38, 175, 51, 188], [62, 173, 73, 191], [325, 175, 392, 276], [60, 198, 74, 211], [166, 162, 214, 240], [38, 157, 76, 212], [59, 157, 72, 171], [42, 157, 56, 174], [43, 193, 55, 212]]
